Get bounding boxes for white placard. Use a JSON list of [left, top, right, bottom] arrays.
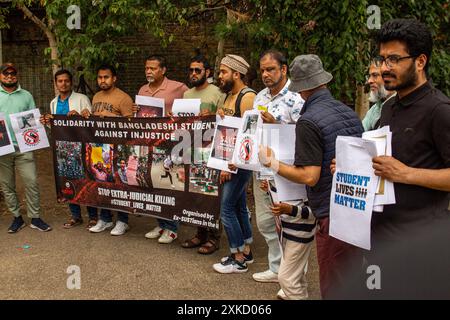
[[207, 115, 241, 173], [232, 110, 263, 171], [171, 99, 201, 117], [9, 109, 49, 153], [135, 95, 165, 117], [0, 112, 15, 156], [362, 126, 396, 211], [273, 159, 308, 202], [329, 136, 379, 250]]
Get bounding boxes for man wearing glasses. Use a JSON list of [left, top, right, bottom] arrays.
[[183, 55, 224, 116], [0, 63, 52, 233], [371, 19, 450, 250], [180, 55, 225, 254]]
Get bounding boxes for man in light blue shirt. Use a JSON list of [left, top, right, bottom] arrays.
[[0, 63, 52, 233]]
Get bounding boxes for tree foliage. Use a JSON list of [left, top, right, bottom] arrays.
[[214, 0, 450, 101]]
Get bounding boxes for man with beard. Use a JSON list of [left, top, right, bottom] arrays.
[[183, 55, 224, 116], [85, 65, 133, 236], [0, 63, 52, 233], [213, 54, 256, 274], [362, 62, 395, 131], [251, 50, 305, 286], [370, 19, 450, 254], [141, 55, 187, 244], [137, 55, 188, 115], [180, 55, 225, 254]]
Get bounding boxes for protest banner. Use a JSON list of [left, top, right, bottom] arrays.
[[50, 115, 221, 229], [171, 99, 201, 117], [135, 95, 165, 117]]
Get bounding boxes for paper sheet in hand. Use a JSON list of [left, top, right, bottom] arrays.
[[362, 126, 396, 211], [329, 136, 378, 250], [135, 95, 165, 117], [232, 110, 263, 171], [171, 99, 201, 117], [9, 109, 49, 153], [0, 113, 15, 156], [207, 115, 241, 173], [261, 124, 307, 201]]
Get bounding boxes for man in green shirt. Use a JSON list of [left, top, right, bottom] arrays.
[[181, 55, 224, 254], [183, 55, 225, 116], [0, 63, 52, 233]]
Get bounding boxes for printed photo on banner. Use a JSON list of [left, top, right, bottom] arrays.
[[150, 145, 185, 191], [55, 141, 84, 180], [0, 113, 15, 156], [9, 108, 49, 153], [207, 115, 241, 173], [171, 98, 201, 117], [135, 95, 165, 118], [189, 146, 219, 196], [85, 143, 114, 182], [115, 145, 150, 187]]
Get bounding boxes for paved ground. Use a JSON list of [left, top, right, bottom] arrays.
[[0, 149, 321, 300]]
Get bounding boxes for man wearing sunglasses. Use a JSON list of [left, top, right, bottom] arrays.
[[183, 55, 225, 116], [180, 55, 225, 254], [0, 63, 52, 233]]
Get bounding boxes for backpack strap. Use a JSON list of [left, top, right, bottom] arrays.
[[235, 87, 257, 117]]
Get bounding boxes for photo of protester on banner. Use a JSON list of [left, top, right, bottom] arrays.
[[135, 95, 165, 118], [151, 146, 185, 191], [115, 145, 150, 187], [55, 141, 84, 180], [0, 114, 14, 156], [86, 143, 114, 182]]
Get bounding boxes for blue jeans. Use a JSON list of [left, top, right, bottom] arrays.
[[221, 169, 253, 253], [158, 218, 178, 232], [69, 204, 98, 220], [100, 209, 128, 224]]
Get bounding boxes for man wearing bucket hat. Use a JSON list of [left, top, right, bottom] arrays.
[[258, 54, 364, 298]]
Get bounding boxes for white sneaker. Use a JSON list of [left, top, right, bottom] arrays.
[[213, 256, 248, 274], [171, 184, 175, 188], [110, 221, 129, 236], [145, 226, 163, 239], [277, 289, 287, 300], [158, 229, 177, 244], [89, 219, 114, 233], [252, 269, 279, 283]]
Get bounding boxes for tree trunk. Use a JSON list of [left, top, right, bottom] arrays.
[[17, 4, 60, 96], [355, 84, 369, 120]]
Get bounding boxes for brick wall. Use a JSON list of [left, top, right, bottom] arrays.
[[2, 11, 256, 114]]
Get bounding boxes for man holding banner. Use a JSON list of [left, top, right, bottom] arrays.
[[86, 64, 134, 236], [0, 63, 52, 233]]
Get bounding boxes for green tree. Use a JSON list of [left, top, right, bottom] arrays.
[[3, 0, 189, 82], [214, 0, 450, 105]]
